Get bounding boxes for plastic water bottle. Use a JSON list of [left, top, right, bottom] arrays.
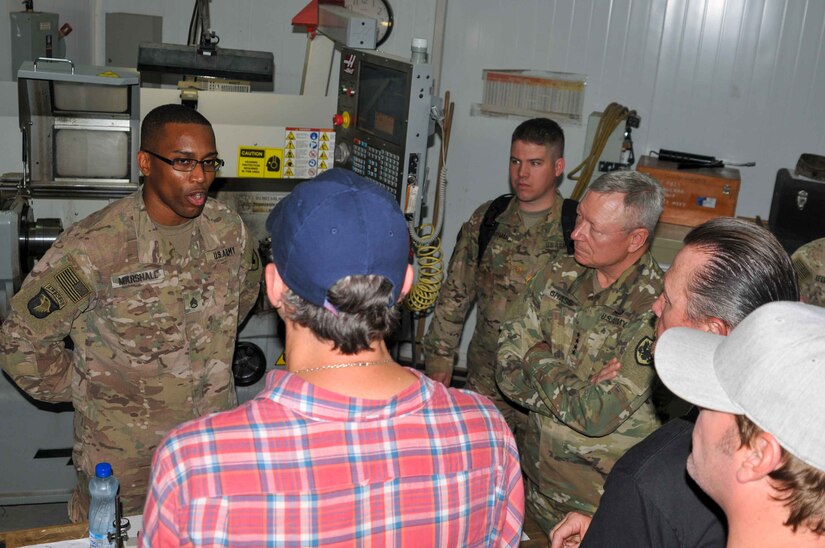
[[88, 462, 118, 548]]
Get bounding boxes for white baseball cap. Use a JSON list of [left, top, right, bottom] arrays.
[[655, 301, 825, 471]]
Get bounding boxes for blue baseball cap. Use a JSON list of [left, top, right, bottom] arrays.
[[266, 169, 410, 310]]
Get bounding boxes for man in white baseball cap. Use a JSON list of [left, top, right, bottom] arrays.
[[656, 300, 825, 547]]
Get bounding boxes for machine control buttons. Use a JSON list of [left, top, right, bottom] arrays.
[[349, 138, 400, 198]]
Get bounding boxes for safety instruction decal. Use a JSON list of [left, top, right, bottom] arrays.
[[283, 128, 335, 178], [237, 146, 283, 178]]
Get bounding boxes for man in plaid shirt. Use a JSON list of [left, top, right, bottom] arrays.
[[141, 168, 524, 547]]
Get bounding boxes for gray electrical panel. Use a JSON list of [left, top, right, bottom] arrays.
[[9, 11, 65, 81], [334, 48, 433, 216], [106, 12, 163, 68]]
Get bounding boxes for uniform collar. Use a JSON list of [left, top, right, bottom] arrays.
[[129, 188, 222, 262], [497, 190, 563, 230], [583, 250, 660, 303]]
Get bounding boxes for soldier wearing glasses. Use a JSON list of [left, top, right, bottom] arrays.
[[0, 104, 261, 520]]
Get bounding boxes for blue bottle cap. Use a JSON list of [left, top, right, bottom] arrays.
[[95, 462, 112, 478]]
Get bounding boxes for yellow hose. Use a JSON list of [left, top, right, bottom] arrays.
[[568, 102, 630, 200], [405, 230, 444, 312]]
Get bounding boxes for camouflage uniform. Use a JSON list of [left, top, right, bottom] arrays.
[[422, 193, 566, 425], [792, 237, 825, 307], [496, 251, 663, 532], [0, 190, 261, 518]]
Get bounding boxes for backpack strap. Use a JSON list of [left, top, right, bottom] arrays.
[[561, 198, 579, 255], [476, 193, 513, 263], [474, 194, 578, 263]]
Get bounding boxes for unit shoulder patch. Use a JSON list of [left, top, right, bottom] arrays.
[[26, 264, 91, 319], [635, 336, 654, 366]]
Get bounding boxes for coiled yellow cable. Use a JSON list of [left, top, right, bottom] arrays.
[[405, 229, 444, 312], [568, 102, 630, 200]]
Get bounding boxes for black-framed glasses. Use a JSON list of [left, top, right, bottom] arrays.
[[142, 149, 224, 173]]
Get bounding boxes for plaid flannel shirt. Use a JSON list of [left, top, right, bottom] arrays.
[[141, 368, 523, 547]]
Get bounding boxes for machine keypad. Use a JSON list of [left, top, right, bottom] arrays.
[[351, 139, 400, 198]]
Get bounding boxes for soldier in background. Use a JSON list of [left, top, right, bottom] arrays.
[[792, 237, 825, 306], [423, 118, 568, 429], [0, 104, 261, 520], [497, 171, 664, 532]]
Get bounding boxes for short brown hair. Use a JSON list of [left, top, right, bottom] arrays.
[[511, 117, 565, 156], [736, 415, 825, 534]]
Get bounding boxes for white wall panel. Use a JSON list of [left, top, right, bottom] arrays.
[[435, 0, 825, 366], [437, 0, 825, 234]]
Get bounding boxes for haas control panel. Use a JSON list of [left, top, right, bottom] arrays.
[[333, 47, 433, 214]]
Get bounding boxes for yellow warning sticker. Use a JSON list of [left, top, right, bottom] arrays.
[[237, 146, 283, 178], [276, 352, 286, 366]]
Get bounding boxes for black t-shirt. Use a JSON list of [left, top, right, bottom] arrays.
[[581, 418, 727, 548]]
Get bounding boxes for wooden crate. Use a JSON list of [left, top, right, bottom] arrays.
[[637, 155, 740, 226]]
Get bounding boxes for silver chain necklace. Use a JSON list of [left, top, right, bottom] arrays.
[[296, 358, 395, 374]]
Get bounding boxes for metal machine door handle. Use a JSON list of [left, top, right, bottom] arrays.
[[33, 57, 75, 74]]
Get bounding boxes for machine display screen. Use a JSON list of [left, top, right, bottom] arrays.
[[356, 62, 408, 146]]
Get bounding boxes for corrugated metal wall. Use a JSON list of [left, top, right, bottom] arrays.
[[438, 0, 825, 234], [436, 0, 825, 364]]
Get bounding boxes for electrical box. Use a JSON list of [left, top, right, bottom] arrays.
[[9, 11, 65, 81], [106, 13, 163, 68], [318, 4, 378, 49], [637, 155, 740, 227], [584, 111, 625, 171]]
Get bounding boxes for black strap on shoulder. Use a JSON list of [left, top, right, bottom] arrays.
[[476, 193, 513, 263], [561, 198, 578, 255], [474, 194, 578, 263]]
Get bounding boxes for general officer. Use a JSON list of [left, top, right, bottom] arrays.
[[497, 170, 664, 533], [0, 104, 261, 520]]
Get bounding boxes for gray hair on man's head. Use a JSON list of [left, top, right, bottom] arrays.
[[586, 170, 664, 234]]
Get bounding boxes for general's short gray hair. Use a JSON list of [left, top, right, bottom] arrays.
[[586, 171, 664, 234]]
